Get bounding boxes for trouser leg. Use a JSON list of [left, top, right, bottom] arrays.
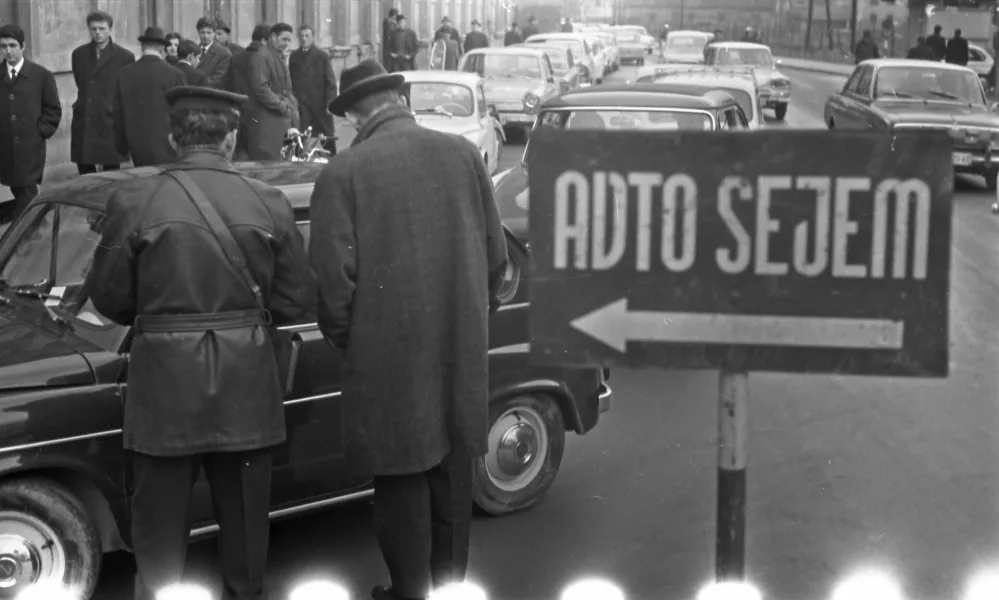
[[203, 448, 274, 600], [428, 453, 474, 588], [130, 453, 200, 600], [373, 472, 432, 599]]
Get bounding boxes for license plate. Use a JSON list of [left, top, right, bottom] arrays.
[[952, 152, 973, 166]]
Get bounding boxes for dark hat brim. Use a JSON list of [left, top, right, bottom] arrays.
[[138, 35, 169, 45], [328, 73, 405, 117]]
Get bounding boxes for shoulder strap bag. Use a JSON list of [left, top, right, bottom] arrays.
[[163, 169, 302, 398]]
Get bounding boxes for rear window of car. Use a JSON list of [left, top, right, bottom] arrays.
[[650, 80, 755, 122], [536, 108, 714, 132], [529, 38, 584, 56], [666, 35, 708, 50]]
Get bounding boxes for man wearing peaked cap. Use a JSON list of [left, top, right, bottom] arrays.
[[86, 82, 314, 600], [311, 57, 508, 600], [113, 26, 186, 167]]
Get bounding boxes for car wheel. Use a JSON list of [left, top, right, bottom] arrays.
[[0, 477, 101, 599], [774, 103, 788, 121], [473, 394, 566, 516]]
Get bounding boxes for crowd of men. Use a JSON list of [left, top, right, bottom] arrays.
[[855, 24, 973, 66], [380, 9, 496, 72], [0, 10, 339, 223]]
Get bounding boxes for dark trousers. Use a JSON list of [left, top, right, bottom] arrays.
[[0, 184, 38, 224], [391, 56, 414, 73], [130, 449, 273, 600], [372, 453, 474, 599], [77, 163, 120, 175]]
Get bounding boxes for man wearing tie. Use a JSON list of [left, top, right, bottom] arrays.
[[195, 17, 232, 87]]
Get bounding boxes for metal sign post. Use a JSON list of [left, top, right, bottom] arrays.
[[525, 129, 953, 583]]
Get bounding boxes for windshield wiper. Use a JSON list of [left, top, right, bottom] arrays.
[[415, 106, 453, 118], [0, 281, 74, 326], [928, 90, 961, 100]]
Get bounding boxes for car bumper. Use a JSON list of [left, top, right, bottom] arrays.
[[760, 90, 792, 106], [597, 383, 613, 414], [498, 111, 536, 126], [952, 147, 999, 174], [621, 51, 645, 60]]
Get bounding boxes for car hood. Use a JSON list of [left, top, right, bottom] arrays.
[[751, 68, 786, 83], [484, 78, 540, 102], [0, 301, 96, 389], [875, 100, 999, 127], [413, 115, 479, 137], [493, 164, 530, 239]]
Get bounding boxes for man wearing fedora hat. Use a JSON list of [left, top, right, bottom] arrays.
[[86, 84, 313, 600], [113, 26, 186, 167], [310, 59, 508, 600]]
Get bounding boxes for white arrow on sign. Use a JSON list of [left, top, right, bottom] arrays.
[[570, 298, 905, 353]]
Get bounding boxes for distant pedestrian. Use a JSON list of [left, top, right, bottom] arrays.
[[216, 21, 244, 56], [561, 17, 573, 33], [165, 33, 182, 65], [854, 29, 880, 64], [906, 36, 936, 60], [86, 84, 314, 600], [504, 22, 523, 46], [431, 28, 461, 70], [389, 14, 418, 72], [382, 8, 399, 67], [195, 17, 233, 86], [0, 24, 61, 224], [246, 22, 299, 160], [174, 39, 209, 85], [945, 29, 969, 66], [113, 26, 186, 167], [290, 24, 338, 153], [927, 25, 946, 61], [227, 24, 271, 160], [522, 16, 540, 40], [71, 10, 135, 174], [310, 58, 508, 600], [436, 16, 462, 49], [463, 20, 490, 53]]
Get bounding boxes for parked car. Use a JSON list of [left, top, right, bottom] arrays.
[[637, 67, 766, 129], [399, 70, 506, 174], [490, 84, 751, 240], [614, 29, 648, 65], [703, 41, 792, 120], [613, 25, 656, 54], [824, 58, 999, 190], [968, 42, 994, 87], [459, 46, 561, 138], [661, 30, 712, 64], [518, 44, 584, 93], [0, 164, 613, 599], [524, 33, 600, 86]]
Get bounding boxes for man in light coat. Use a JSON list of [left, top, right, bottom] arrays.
[[309, 59, 508, 600], [247, 22, 299, 160]]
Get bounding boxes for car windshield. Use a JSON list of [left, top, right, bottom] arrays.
[[713, 48, 774, 67], [406, 82, 475, 117], [666, 35, 708, 51], [536, 108, 713, 132], [464, 53, 543, 80], [873, 66, 986, 104], [530, 38, 584, 57], [0, 202, 115, 327], [615, 32, 641, 43], [650, 81, 755, 122]]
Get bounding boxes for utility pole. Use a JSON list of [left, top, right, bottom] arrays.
[[849, 0, 859, 52], [824, 0, 833, 49], [804, 0, 815, 51], [679, 0, 685, 29]]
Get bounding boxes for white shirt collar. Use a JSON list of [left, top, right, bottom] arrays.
[[7, 58, 24, 78]]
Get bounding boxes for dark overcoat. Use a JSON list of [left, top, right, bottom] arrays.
[[85, 150, 315, 457], [464, 31, 490, 53], [946, 37, 969, 66], [114, 55, 186, 167], [308, 105, 508, 475], [247, 45, 299, 160], [504, 30, 523, 46], [0, 61, 62, 187], [382, 18, 399, 66], [71, 40, 135, 165], [289, 45, 337, 136], [175, 61, 209, 86], [390, 28, 419, 72], [227, 41, 261, 160], [196, 42, 233, 87], [224, 42, 245, 57]]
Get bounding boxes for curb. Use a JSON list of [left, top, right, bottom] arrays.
[[775, 59, 853, 78]]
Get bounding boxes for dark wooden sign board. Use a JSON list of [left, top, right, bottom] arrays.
[[526, 130, 952, 378]]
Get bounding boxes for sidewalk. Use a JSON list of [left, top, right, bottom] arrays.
[[774, 56, 854, 77]]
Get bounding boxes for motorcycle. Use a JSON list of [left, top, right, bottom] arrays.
[[282, 127, 335, 163]]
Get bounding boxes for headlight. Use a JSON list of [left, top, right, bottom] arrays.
[[522, 92, 541, 113], [496, 250, 522, 304]]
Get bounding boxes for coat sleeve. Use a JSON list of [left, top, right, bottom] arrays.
[[113, 73, 128, 156], [248, 52, 287, 114], [308, 164, 356, 349], [324, 52, 338, 107], [208, 50, 233, 86], [262, 186, 317, 325], [37, 70, 61, 140], [85, 188, 139, 326], [471, 149, 508, 313], [71, 47, 83, 96]]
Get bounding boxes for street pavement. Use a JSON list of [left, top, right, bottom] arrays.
[[91, 62, 999, 600]]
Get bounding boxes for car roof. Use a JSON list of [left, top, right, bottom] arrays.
[[31, 162, 323, 212], [399, 70, 482, 85], [543, 83, 736, 109], [647, 76, 758, 94], [526, 33, 586, 41], [465, 46, 547, 57], [667, 30, 712, 37], [860, 58, 976, 72], [517, 43, 569, 55], [709, 42, 771, 50]]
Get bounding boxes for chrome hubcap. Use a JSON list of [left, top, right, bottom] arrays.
[[485, 406, 548, 492], [0, 511, 66, 594]]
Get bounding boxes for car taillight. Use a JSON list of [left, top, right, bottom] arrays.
[[523, 92, 541, 113], [771, 79, 790, 89]]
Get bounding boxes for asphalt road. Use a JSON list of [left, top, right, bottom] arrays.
[[92, 63, 999, 600]]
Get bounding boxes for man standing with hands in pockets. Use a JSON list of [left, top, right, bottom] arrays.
[[308, 59, 509, 600]]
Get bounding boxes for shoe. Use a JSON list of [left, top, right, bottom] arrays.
[[371, 585, 427, 600]]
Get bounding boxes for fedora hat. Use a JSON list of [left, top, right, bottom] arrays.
[[328, 59, 404, 117], [138, 26, 168, 46]]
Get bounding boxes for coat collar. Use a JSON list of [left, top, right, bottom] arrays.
[[351, 104, 416, 148], [92, 39, 117, 74], [168, 148, 238, 172], [1, 59, 28, 87]]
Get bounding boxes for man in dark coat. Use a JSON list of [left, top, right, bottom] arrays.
[[196, 17, 233, 87], [390, 15, 419, 72], [85, 85, 314, 600], [504, 22, 523, 46], [216, 21, 244, 56], [71, 10, 135, 174], [927, 25, 947, 61], [463, 20, 489, 52], [290, 24, 337, 150], [854, 29, 880, 64], [247, 22, 299, 160], [522, 16, 540, 40], [907, 36, 937, 60], [946, 29, 970, 66], [114, 27, 186, 167], [382, 9, 399, 67], [175, 39, 209, 85], [310, 59, 507, 600], [561, 17, 574, 33], [0, 24, 61, 224], [435, 16, 463, 49], [227, 24, 270, 161]]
